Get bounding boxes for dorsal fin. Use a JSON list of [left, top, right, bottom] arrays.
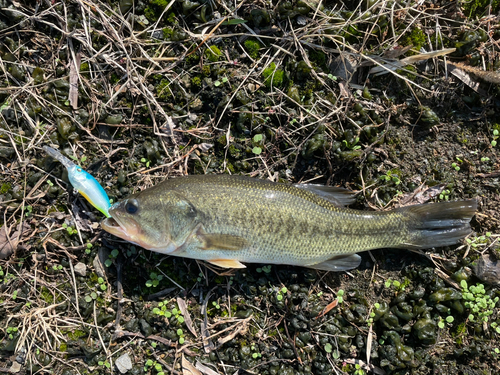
[[294, 184, 356, 206]]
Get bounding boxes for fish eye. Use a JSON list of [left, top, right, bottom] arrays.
[[125, 199, 139, 214]]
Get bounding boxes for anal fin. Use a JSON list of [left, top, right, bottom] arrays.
[[207, 259, 247, 268], [307, 254, 361, 272]]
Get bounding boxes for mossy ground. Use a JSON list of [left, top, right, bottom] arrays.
[[1, 0, 500, 374]]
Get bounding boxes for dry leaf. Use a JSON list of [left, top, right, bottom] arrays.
[[182, 354, 202, 375], [0, 221, 31, 260], [195, 361, 221, 375], [69, 51, 81, 110], [201, 291, 215, 353], [369, 48, 456, 75], [177, 297, 198, 338], [398, 184, 445, 207]]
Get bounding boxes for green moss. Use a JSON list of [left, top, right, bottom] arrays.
[[309, 50, 327, 70], [150, 0, 169, 9], [185, 53, 200, 65], [202, 65, 211, 76], [156, 79, 171, 100], [59, 342, 67, 352], [205, 45, 222, 62], [191, 76, 202, 88], [109, 73, 120, 85], [463, 0, 499, 16], [79, 62, 89, 72], [40, 286, 54, 304], [262, 62, 284, 88], [163, 27, 174, 40], [144, 6, 157, 22], [404, 27, 426, 51], [0, 183, 11, 194], [244, 39, 261, 59], [166, 11, 176, 24], [452, 322, 467, 345], [67, 329, 87, 340]]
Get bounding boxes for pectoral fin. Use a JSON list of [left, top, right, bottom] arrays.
[[307, 254, 361, 272], [197, 231, 248, 251], [207, 259, 247, 268]]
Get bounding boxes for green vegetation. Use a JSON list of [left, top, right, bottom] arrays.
[[262, 62, 284, 88], [462, 0, 500, 16], [492, 129, 499, 147], [461, 280, 499, 323], [404, 27, 426, 51], [244, 39, 261, 59], [61, 223, 76, 235], [146, 271, 163, 288], [276, 286, 288, 301], [205, 45, 222, 62]]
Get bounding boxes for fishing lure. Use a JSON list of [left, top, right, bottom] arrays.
[[43, 146, 111, 218]]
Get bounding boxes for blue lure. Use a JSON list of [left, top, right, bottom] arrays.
[[43, 146, 111, 218]]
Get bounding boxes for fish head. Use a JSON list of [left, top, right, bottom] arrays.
[[101, 189, 199, 253]]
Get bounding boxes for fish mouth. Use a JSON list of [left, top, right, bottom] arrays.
[[101, 214, 157, 250], [101, 216, 132, 240]]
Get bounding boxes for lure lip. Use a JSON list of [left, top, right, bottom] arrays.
[[43, 146, 75, 170]]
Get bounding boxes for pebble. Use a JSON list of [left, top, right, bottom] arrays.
[[74, 262, 87, 277], [115, 353, 133, 374]]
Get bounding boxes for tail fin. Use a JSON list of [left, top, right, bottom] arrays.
[[398, 200, 477, 249]]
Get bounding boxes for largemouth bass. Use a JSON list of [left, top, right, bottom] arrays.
[[101, 175, 477, 271]]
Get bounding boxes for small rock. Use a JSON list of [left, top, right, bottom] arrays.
[[472, 253, 500, 286], [74, 262, 87, 277], [139, 319, 153, 337], [115, 352, 133, 374]]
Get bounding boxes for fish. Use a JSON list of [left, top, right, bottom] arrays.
[[43, 146, 111, 218], [101, 174, 477, 271]]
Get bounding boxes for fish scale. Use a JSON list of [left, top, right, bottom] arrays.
[[102, 174, 477, 271]]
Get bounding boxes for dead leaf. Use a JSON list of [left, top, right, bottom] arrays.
[[177, 297, 198, 338], [446, 63, 486, 95], [182, 354, 202, 375], [216, 317, 250, 348], [69, 50, 81, 110], [397, 184, 445, 207], [0, 221, 31, 260], [369, 48, 456, 76], [195, 361, 221, 375], [315, 299, 338, 319], [366, 323, 373, 366], [201, 291, 215, 353]]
